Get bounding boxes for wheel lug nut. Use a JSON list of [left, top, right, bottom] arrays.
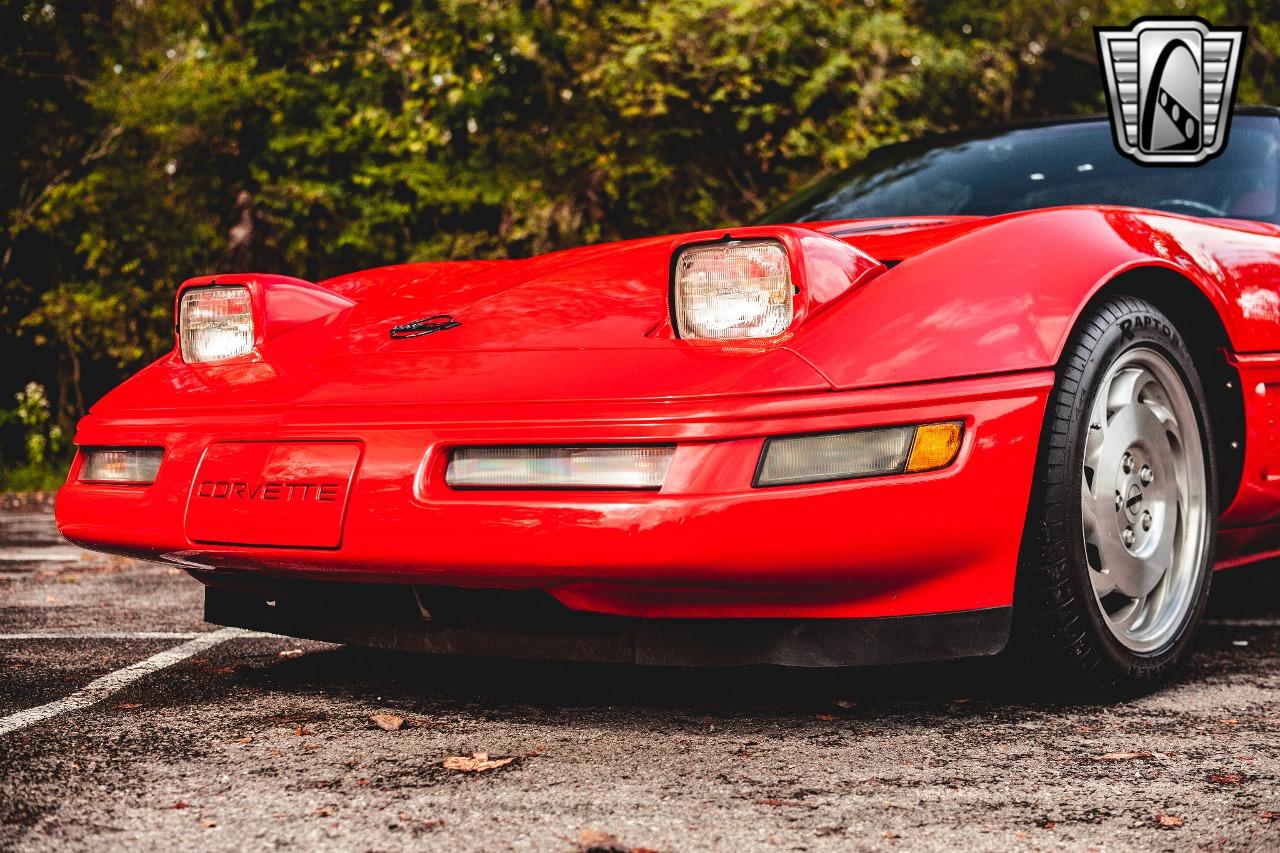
[[1142, 511, 1152, 531], [1122, 527, 1136, 547], [1122, 453, 1134, 473], [1140, 465, 1153, 485]]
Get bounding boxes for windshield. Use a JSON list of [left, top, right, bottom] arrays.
[[763, 114, 1280, 225]]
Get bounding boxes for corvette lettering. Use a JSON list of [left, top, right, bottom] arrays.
[[195, 480, 342, 502]]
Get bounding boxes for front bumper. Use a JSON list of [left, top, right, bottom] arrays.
[[57, 370, 1051, 622]]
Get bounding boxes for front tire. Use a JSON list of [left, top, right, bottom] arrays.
[[1018, 295, 1217, 692]]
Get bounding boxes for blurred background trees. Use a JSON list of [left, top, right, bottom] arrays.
[[1, 0, 1276, 487]]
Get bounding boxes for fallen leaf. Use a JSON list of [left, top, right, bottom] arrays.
[[1156, 814, 1183, 827], [314, 807, 334, 817], [1221, 718, 1239, 726], [293, 725, 312, 736], [442, 752, 514, 772], [202, 819, 217, 829], [396, 812, 445, 830], [1209, 773, 1244, 785], [234, 736, 253, 744], [170, 801, 189, 810], [815, 713, 836, 722], [278, 649, 304, 659], [357, 779, 369, 787], [1092, 751, 1152, 761], [573, 828, 638, 852], [1260, 811, 1279, 822], [114, 702, 143, 710], [370, 714, 404, 732]]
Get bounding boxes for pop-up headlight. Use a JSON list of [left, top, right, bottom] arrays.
[[673, 240, 793, 339], [179, 285, 254, 363]]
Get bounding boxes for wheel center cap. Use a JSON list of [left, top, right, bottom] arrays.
[[1124, 483, 1144, 520]]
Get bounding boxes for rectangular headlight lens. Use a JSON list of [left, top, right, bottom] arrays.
[[80, 448, 164, 484], [673, 239, 793, 339], [446, 446, 675, 490], [180, 285, 254, 363], [755, 422, 963, 487]]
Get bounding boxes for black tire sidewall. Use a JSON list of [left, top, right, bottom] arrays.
[[1048, 298, 1218, 683]]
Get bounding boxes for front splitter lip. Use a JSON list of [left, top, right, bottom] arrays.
[[58, 369, 1053, 620], [204, 582, 1014, 668]]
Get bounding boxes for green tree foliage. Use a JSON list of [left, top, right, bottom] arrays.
[[1, 0, 1277, 485]]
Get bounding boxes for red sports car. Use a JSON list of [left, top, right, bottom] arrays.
[[56, 109, 1280, 691]]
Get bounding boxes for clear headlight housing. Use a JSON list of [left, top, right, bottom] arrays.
[[673, 240, 793, 339], [179, 285, 254, 363]]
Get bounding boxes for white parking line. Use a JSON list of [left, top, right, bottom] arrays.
[[0, 627, 248, 737], [0, 630, 277, 640], [0, 631, 203, 640]]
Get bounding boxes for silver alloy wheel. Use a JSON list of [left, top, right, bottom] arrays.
[[1080, 345, 1209, 654]]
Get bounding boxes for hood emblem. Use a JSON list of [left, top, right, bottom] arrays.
[[390, 314, 460, 339]]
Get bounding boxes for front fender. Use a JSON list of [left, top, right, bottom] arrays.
[[789, 207, 1279, 390]]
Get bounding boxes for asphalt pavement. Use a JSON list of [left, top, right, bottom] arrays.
[[2, 506, 1279, 852]]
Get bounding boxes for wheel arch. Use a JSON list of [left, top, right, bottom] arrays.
[[1070, 266, 1245, 511]]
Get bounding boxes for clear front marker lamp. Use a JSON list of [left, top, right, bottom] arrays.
[[179, 285, 254, 363], [673, 239, 793, 339], [79, 448, 164, 484], [447, 446, 675, 490], [755, 422, 964, 487]]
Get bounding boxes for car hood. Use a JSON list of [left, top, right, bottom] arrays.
[[285, 218, 986, 357], [810, 216, 988, 261], [96, 217, 1008, 414], [304, 234, 677, 355]]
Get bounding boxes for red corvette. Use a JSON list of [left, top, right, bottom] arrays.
[[56, 110, 1280, 690]]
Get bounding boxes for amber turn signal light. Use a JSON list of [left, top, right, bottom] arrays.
[[905, 422, 964, 473], [754, 421, 964, 487]]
